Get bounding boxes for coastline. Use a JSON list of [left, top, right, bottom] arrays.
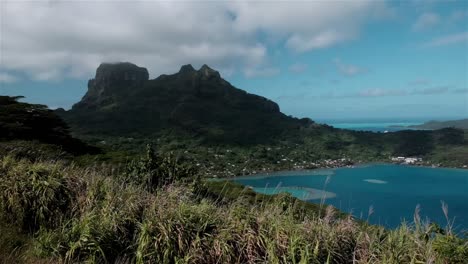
[[215, 160, 373, 181], [250, 186, 337, 200], [212, 160, 468, 181]]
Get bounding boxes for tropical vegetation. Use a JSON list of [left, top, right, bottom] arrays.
[[1, 154, 467, 263], [0, 88, 467, 263]]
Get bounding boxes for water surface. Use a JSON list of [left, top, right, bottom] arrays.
[[318, 118, 426, 132], [232, 164, 468, 231], [327, 122, 421, 132]]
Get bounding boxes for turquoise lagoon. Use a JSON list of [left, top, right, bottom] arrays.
[[232, 164, 468, 231], [326, 122, 421, 132], [319, 118, 427, 132]]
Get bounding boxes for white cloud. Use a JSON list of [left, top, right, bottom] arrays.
[[353, 86, 461, 98], [275, 85, 464, 104], [412, 12, 441, 31], [357, 88, 406, 97], [0, 73, 18, 83], [0, 0, 390, 81], [286, 30, 355, 52], [322, 86, 461, 99], [425, 32, 468, 47], [289, 63, 308, 73], [411, 86, 450, 95], [333, 59, 368, 77], [244, 67, 280, 78]]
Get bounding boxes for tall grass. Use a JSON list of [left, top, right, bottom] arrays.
[[0, 156, 73, 232], [0, 156, 466, 263]]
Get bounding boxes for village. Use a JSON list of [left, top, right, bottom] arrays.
[[390, 156, 423, 165], [199, 148, 468, 179]]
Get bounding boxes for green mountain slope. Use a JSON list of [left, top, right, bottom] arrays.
[[410, 119, 468, 130], [59, 63, 313, 144], [52, 62, 468, 168]]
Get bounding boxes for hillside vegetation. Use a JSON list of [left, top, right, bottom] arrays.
[[1, 153, 467, 264], [74, 125, 468, 178], [410, 119, 468, 130], [59, 63, 310, 145], [1, 66, 467, 263], [0, 96, 97, 156], [54, 63, 468, 170]]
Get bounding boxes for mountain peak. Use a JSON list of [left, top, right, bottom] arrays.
[[198, 64, 220, 79], [179, 64, 196, 74], [72, 62, 149, 110], [199, 64, 212, 70], [96, 62, 149, 79], [64, 62, 299, 144]]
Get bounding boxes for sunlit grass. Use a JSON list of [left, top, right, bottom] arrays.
[[0, 156, 466, 263]]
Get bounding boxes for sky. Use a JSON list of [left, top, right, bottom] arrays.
[[0, 0, 467, 121]]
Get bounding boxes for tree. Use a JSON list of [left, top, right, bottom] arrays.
[[122, 144, 197, 190], [0, 95, 97, 154]]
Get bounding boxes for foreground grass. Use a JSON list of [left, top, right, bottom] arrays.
[[0, 156, 467, 264]]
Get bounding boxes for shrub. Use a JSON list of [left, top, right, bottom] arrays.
[[433, 234, 468, 264], [0, 157, 72, 232], [35, 178, 147, 263], [2, 156, 467, 264], [136, 198, 221, 264], [121, 144, 196, 190]]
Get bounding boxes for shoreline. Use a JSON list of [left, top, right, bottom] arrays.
[[250, 186, 337, 200], [214, 160, 468, 181]]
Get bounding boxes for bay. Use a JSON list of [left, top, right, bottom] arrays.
[[232, 164, 468, 232]]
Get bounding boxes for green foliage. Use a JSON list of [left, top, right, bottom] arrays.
[[411, 118, 468, 130], [1, 156, 467, 264], [66, 126, 468, 179], [0, 157, 72, 232], [433, 235, 468, 264], [0, 95, 98, 155], [0, 223, 31, 263], [433, 127, 466, 145], [135, 198, 222, 264], [1, 67, 467, 263], [34, 172, 146, 263], [390, 130, 435, 156], [35, 200, 140, 263], [50, 61, 467, 167], [121, 144, 197, 190], [59, 63, 311, 145], [0, 140, 71, 161]]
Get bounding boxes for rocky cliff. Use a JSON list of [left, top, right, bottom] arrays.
[[73, 62, 149, 110]]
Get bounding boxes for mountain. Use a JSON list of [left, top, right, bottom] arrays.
[[59, 62, 313, 144], [56, 62, 468, 167], [409, 119, 468, 130]]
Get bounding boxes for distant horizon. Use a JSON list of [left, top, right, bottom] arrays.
[[315, 116, 468, 124]]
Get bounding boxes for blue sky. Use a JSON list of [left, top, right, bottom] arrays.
[[0, 0, 467, 121]]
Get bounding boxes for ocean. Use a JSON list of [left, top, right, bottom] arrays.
[[316, 118, 427, 132], [232, 164, 468, 232]]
